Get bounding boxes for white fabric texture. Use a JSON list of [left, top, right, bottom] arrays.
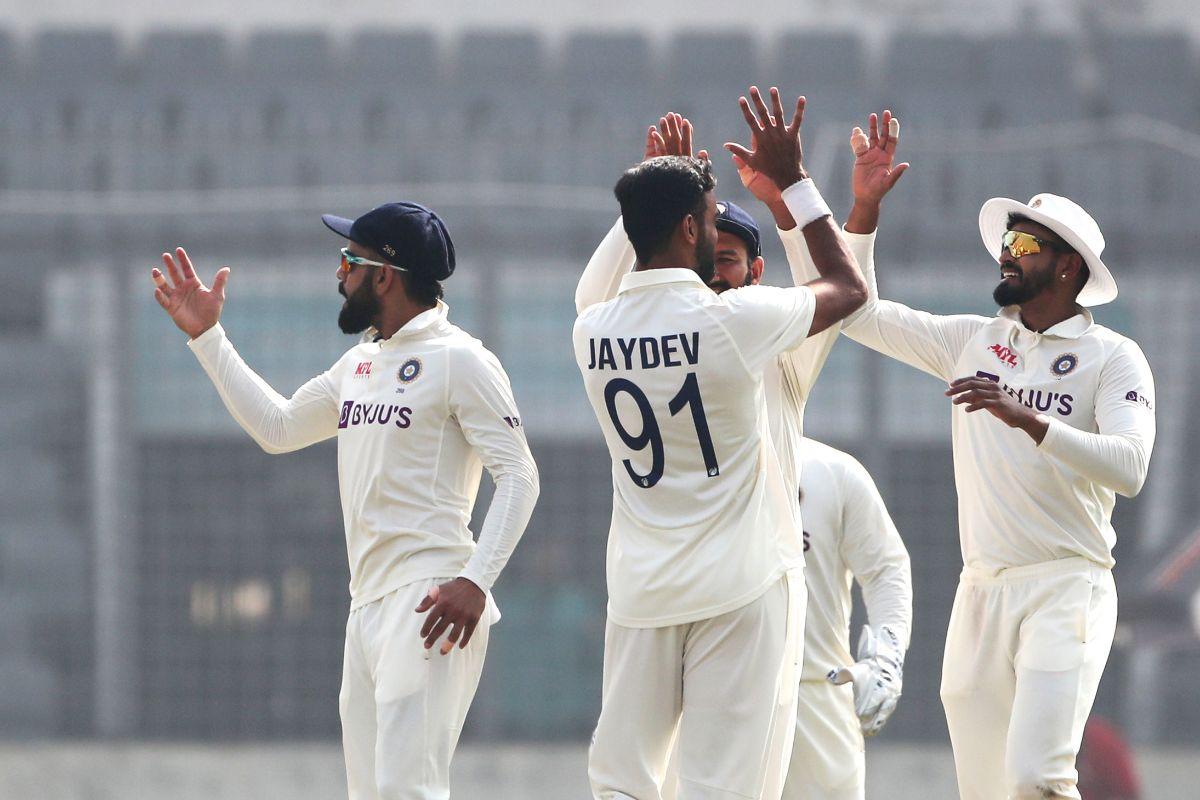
[[940, 558, 1117, 800], [590, 573, 805, 800], [340, 578, 497, 800], [782, 681, 865, 800], [834, 230, 1156, 571], [574, 268, 815, 627], [188, 302, 539, 607]]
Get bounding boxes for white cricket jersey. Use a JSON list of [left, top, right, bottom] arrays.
[[573, 268, 816, 627], [795, 437, 912, 681], [575, 218, 840, 497], [836, 229, 1156, 571], [188, 301, 539, 609]]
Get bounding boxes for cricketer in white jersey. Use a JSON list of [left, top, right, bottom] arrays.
[[583, 112, 914, 800], [151, 202, 539, 800], [809, 118, 1156, 799], [575, 91, 868, 800]]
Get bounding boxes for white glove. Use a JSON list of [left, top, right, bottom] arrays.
[[826, 624, 904, 737]]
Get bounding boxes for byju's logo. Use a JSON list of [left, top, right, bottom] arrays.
[[339, 400, 413, 429], [1124, 390, 1153, 410]]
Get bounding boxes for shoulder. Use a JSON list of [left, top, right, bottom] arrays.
[[721, 283, 811, 309], [1087, 324, 1151, 370], [801, 437, 877, 493]]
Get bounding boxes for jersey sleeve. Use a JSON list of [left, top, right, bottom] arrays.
[[838, 230, 988, 381], [188, 323, 340, 453], [837, 455, 913, 650], [718, 284, 817, 376], [448, 347, 541, 592], [1038, 339, 1156, 497], [575, 216, 636, 315], [774, 224, 879, 398]]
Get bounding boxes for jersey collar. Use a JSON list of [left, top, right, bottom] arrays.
[[617, 268, 708, 295], [998, 305, 1094, 339], [366, 300, 450, 346]]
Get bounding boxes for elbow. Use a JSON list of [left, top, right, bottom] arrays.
[[1114, 439, 1151, 498]]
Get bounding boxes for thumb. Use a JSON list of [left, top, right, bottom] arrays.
[[414, 583, 440, 613], [212, 266, 231, 300], [827, 667, 854, 686], [730, 153, 748, 170], [886, 162, 910, 188], [724, 142, 753, 162]]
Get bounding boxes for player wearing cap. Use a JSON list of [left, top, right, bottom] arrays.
[[150, 202, 539, 799], [581, 112, 913, 800], [575, 87, 868, 800], [806, 114, 1156, 799]]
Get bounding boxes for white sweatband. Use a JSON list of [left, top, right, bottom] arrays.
[[781, 178, 833, 230]]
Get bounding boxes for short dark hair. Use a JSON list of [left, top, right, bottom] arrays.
[[365, 245, 444, 307], [614, 156, 716, 264]]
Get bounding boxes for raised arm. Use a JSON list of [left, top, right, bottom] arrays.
[[152, 247, 339, 453], [726, 86, 867, 336], [576, 114, 707, 314]]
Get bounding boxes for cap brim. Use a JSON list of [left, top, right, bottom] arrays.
[[978, 198, 1117, 307], [321, 214, 355, 239]]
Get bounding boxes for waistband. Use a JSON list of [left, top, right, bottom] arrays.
[[960, 556, 1108, 585]]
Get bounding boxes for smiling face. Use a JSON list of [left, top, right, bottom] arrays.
[[992, 219, 1070, 307], [707, 230, 764, 293]]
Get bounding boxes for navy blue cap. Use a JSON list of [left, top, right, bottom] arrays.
[[322, 202, 456, 281], [715, 200, 761, 258]]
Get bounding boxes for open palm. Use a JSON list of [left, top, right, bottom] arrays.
[[151, 247, 229, 339], [851, 110, 909, 205]]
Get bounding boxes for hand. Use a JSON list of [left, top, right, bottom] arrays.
[[729, 131, 784, 205], [415, 577, 486, 655], [827, 624, 904, 736], [724, 86, 807, 192], [644, 112, 708, 161], [945, 376, 1048, 442], [151, 247, 229, 340], [850, 110, 909, 206]]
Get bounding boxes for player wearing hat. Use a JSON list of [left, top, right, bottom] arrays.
[[150, 202, 540, 799], [580, 111, 913, 800], [793, 114, 1156, 799], [575, 88, 869, 800]]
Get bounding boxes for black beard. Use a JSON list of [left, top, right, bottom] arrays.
[[338, 279, 380, 334], [694, 237, 716, 284], [992, 268, 1053, 307], [709, 269, 755, 294]]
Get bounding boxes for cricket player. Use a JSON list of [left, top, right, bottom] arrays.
[[150, 202, 540, 799], [575, 87, 867, 800], [807, 114, 1157, 799], [581, 111, 913, 800]]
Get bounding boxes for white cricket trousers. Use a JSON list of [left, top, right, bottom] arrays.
[[590, 571, 806, 800], [939, 557, 1117, 800], [340, 578, 495, 800], [781, 681, 864, 800]]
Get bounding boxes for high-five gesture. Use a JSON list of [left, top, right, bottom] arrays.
[[725, 86, 807, 192], [850, 110, 909, 206], [151, 247, 229, 339], [644, 112, 708, 161], [846, 110, 909, 234]]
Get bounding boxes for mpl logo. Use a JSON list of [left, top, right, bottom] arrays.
[[353, 361, 373, 379], [987, 344, 1018, 368]]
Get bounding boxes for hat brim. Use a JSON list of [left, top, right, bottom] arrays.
[[321, 214, 355, 240], [978, 198, 1117, 306]]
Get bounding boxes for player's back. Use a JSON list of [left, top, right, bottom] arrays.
[[573, 267, 816, 628]]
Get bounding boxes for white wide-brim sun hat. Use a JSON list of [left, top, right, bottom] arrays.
[[978, 193, 1118, 307]]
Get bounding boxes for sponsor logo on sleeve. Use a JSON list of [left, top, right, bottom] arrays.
[[1051, 352, 1079, 378], [1124, 390, 1153, 410]]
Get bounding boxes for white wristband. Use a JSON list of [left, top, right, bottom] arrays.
[[781, 178, 833, 229]]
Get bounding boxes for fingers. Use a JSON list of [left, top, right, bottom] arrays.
[[153, 287, 170, 310], [882, 109, 898, 153], [414, 584, 439, 614], [788, 95, 806, 133], [749, 86, 773, 127], [441, 621, 462, 655], [176, 247, 197, 280], [738, 95, 763, 133], [886, 162, 910, 188], [697, 148, 708, 161], [868, 112, 878, 148], [724, 142, 753, 163], [681, 117, 693, 156], [730, 153, 747, 170], [827, 667, 854, 686], [769, 86, 786, 127], [459, 618, 478, 649], [850, 126, 869, 157], [212, 267, 230, 301], [423, 615, 452, 650], [162, 252, 184, 287]]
